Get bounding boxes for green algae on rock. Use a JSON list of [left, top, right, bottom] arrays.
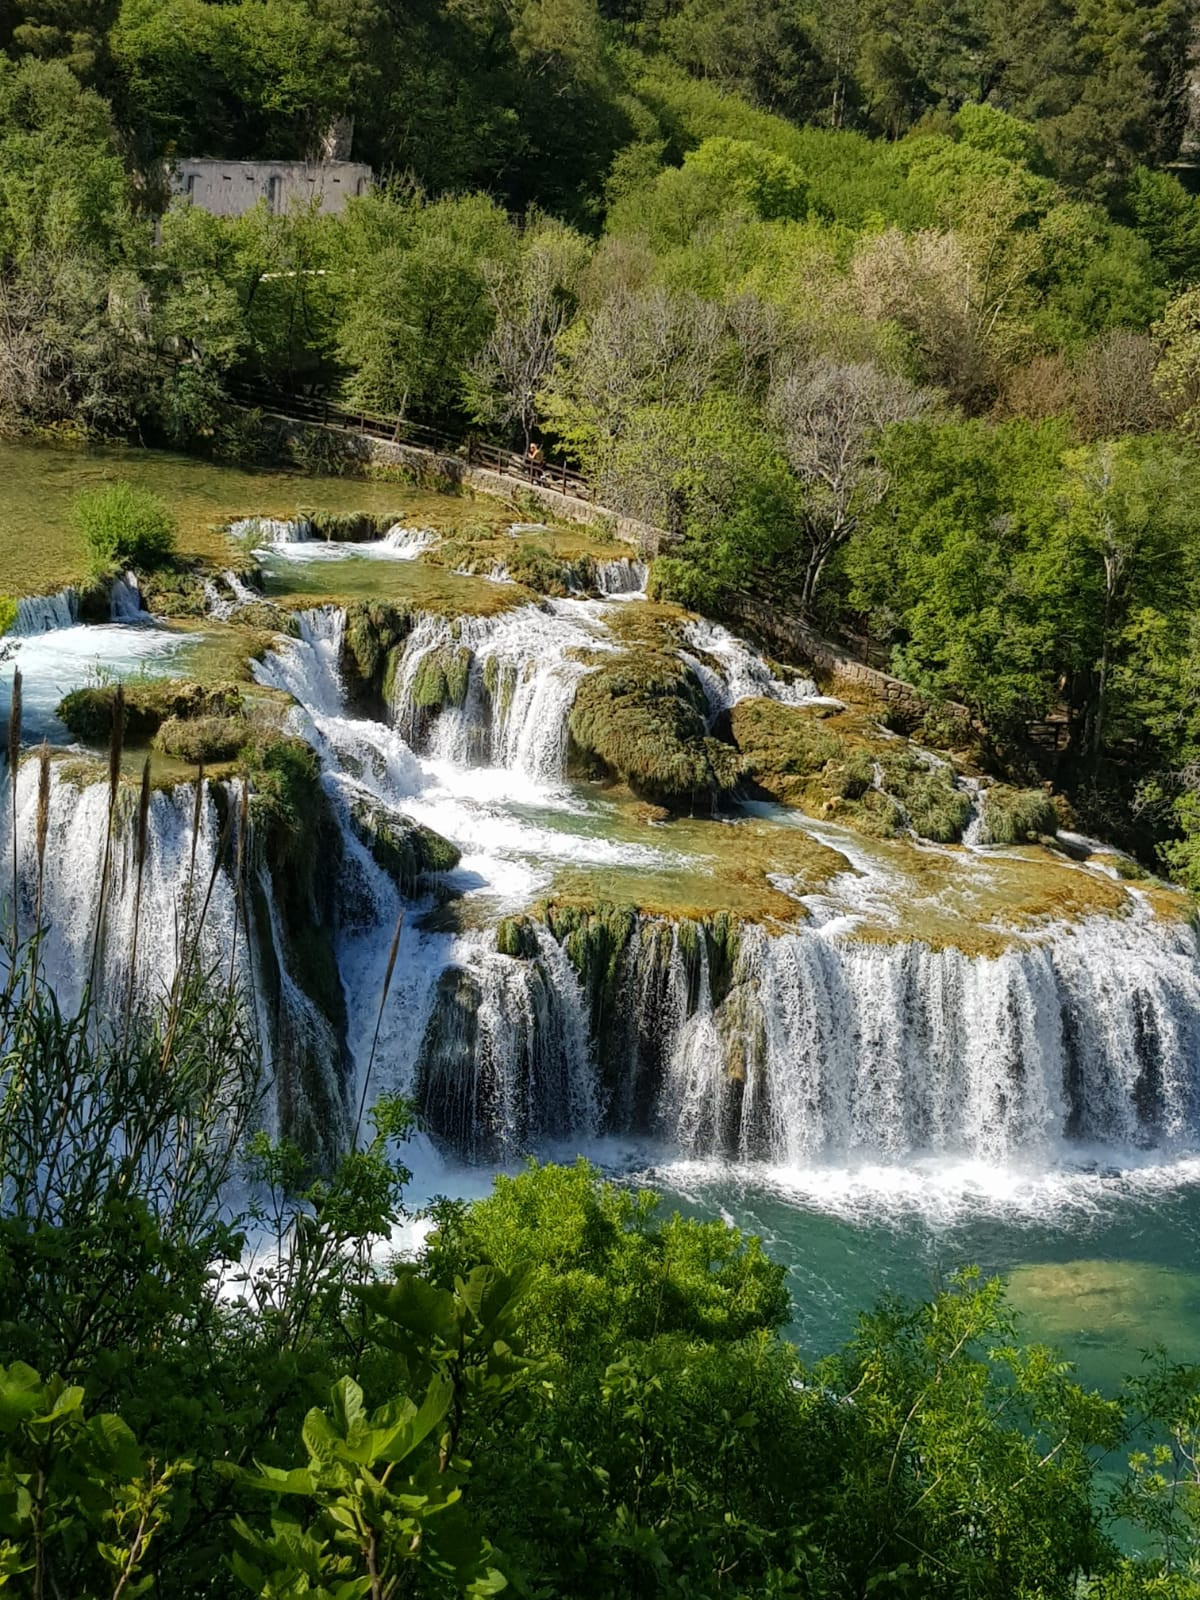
[[154, 713, 251, 764], [57, 679, 245, 745], [980, 785, 1060, 845], [568, 652, 744, 810], [348, 796, 460, 894]]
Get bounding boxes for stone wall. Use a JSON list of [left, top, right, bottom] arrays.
[[266, 414, 663, 552], [173, 160, 372, 218]]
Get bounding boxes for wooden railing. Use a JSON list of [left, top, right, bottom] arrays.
[[232, 383, 594, 502]]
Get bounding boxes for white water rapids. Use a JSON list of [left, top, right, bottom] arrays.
[[4, 582, 1200, 1209]]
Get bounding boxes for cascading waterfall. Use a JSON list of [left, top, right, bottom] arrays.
[[12, 590, 77, 636], [593, 558, 648, 596], [681, 617, 823, 715], [416, 926, 598, 1160], [231, 516, 312, 546], [386, 603, 616, 782], [110, 573, 144, 622], [380, 526, 436, 559], [424, 908, 1200, 1165], [14, 563, 1200, 1186], [0, 759, 350, 1157]]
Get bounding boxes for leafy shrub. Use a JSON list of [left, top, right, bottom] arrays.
[[0, 597, 16, 636], [73, 481, 177, 572]]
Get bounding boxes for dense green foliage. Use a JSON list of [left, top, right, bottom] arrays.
[[6, 0, 1200, 865], [73, 481, 178, 573]]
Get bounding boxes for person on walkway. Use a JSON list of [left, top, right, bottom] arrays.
[[527, 440, 545, 482]]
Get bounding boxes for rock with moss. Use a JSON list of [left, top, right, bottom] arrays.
[[139, 568, 212, 619], [504, 543, 584, 597], [340, 601, 416, 705], [306, 510, 406, 542], [57, 680, 244, 745], [410, 644, 474, 711], [348, 796, 460, 893], [730, 698, 846, 806], [154, 714, 250, 764], [981, 786, 1059, 845], [880, 753, 972, 844], [568, 653, 743, 810], [496, 915, 540, 958]]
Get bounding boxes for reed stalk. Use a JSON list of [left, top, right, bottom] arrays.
[[352, 909, 404, 1147], [87, 685, 124, 1004], [33, 741, 49, 935], [8, 666, 21, 954], [122, 757, 152, 1045]]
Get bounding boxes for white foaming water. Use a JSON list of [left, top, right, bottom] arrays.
[[205, 570, 261, 620], [593, 558, 648, 596], [0, 623, 197, 742], [681, 617, 825, 715], [257, 530, 436, 566], [386, 601, 616, 784], [11, 590, 77, 636], [380, 525, 436, 559], [231, 516, 311, 546], [0, 760, 346, 1152]]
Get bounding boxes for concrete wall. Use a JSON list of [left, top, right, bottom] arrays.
[[172, 160, 372, 218]]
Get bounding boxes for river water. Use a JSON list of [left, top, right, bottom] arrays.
[[5, 525, 1200, 1390]]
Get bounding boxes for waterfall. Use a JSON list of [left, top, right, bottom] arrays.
[[416, 926, 597, 1159], [385, 604, 615, 782], [0, 761, 350, 1160], [230, 516, 311, 546], [11, 590, 77, 636], [681, 617, 823, 715], [412, 907, 1200, 1166], [593, 559, 648, 596], [256, 606, 346, 719], [110, 572, 144, 622], [380, 526, 435, 559]]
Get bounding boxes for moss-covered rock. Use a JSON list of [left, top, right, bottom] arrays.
[[568, 653, 743, 810], [348, 796, 460, 893], [306, 510, 407, 542], [154, 713, 250, 764], [139, 568, 212, 619], [981, 786, 1059, 845], [410, 644, 474, 711], [880, 753, 973, 844], [57, 680, 244, 745], [496, 914, 540, 958], [729, 698, 845, 806], [340, 601, 416, 706], [732, 698, 974, 843]]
